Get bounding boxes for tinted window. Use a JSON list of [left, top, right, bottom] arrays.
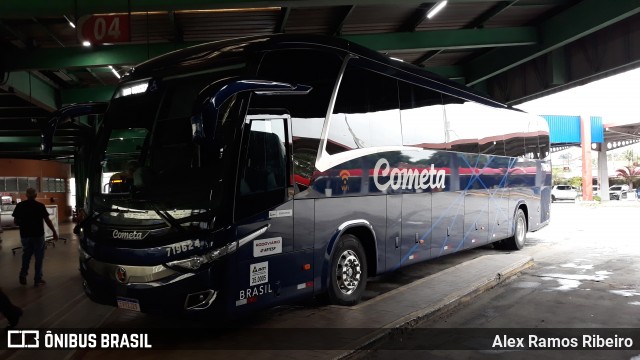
[[328, 63, 402, 154], [524, 119, 540, 159], [398, 81, 445, 149], [237, 118, 288, 218], [255, 49, 343, 190], [537, 117, 550, 160], [503, 111, 527, 158], [442, 96, 480, 154]]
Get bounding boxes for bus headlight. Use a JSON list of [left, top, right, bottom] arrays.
[[166, 241, 237, 271], [167, 256, 205, 271]]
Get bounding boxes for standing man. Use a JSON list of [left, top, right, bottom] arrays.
[[12, 188, 58, 287]]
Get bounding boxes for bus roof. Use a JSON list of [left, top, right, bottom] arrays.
[[124, 34, 506, 109]]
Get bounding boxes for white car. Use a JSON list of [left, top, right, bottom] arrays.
[[609, 185, 629, 200], [551, 185, 578, 202], [0, 204, 17, 229]]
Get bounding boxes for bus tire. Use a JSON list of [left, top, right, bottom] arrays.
[[503, 208, 527, 250], [328, 234, 368, 306]]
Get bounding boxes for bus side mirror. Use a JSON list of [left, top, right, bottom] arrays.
[[42, 102, 109, 154], [191, 79, 311, 143]]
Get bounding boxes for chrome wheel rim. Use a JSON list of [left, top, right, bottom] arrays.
[[516, 216, 526, 245], [336, 249, 361, 295]]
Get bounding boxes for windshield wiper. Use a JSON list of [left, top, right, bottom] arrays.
[[147, 202, 186, 233]]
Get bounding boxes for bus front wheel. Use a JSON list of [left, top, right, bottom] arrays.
[[328, 234, 368, 306], [503, 209, 527, 250]]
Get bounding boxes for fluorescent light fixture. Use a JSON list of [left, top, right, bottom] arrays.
[[64, 15, 76, 28], [115, 80, 150, 98], [389, 57, 405, 62], [109, 65, 121, 79], [82, 41, 91, 47], [427, 0, 448, 19]]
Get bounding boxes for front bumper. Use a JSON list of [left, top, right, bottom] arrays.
[[80, 257, 220, 314]]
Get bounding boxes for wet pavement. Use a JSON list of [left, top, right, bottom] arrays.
[[361, 200, 640, 360]]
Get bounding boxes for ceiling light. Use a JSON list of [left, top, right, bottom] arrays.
[[109, 65, 121, 79], [64, 15, 76, 28], [62, 15, 76, 29], [427, 0, 448, 19], [82, 41, 91, 47]]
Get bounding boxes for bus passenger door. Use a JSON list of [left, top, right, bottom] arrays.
[[233, 114, 312, 312]]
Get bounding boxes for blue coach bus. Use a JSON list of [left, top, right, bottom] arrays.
[[44, 34, 550, 315]]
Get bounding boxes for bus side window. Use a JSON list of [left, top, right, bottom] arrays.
[[398, 81, 445, 150], [328, 63, 402, 154], [255, 49, 343, 194], [236, 118, 288, 219]]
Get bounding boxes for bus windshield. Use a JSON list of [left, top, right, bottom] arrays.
[[92, 65, 245, 216]]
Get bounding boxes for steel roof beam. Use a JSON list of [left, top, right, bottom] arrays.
[[61, 86, 116, 105], [0, 129, 80, 136], [0, 144, 75, 151], [397, 3, 431, 32], [332, 5, 355, 36], [466, 1, 514, 29], [465, 0, 640, 86], [4, 27, 537, 71], [0, 136, 78, 145], [0, 0, 567, 18], [0, 72, 57, 111], [342, 26, 536, 52], [4, 43, 190, 71]]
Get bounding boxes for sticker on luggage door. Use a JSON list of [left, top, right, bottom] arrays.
[[253, 237, 282, 257], [250, 261, 268, 286]]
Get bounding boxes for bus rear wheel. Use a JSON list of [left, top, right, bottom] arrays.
[[328, 234, 368, 306], [503, 208, 527, 250]]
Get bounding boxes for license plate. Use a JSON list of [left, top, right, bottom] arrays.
[[116, 297, 141, 312]]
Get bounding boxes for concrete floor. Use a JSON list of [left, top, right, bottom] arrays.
[[1, 199, 640, 359], [363, 200, 640, 359]]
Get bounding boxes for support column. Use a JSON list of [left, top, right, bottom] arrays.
[[598, 146, 610, 202], [581, 115, 593, 200]]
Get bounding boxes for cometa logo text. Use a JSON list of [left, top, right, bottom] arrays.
[[112, 230, 148, 240], [373, 158, 446, 192]]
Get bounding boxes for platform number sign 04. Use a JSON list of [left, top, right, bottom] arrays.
[[78, 15, 130, 44]]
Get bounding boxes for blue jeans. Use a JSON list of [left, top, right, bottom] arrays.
[[20, 235, 45, 282]]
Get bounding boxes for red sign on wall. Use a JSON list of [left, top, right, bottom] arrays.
[[78, 15, 130, 44]]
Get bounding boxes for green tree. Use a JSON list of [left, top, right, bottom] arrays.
[[568, 177, 582, 188], [552, 168, 566, 185]]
